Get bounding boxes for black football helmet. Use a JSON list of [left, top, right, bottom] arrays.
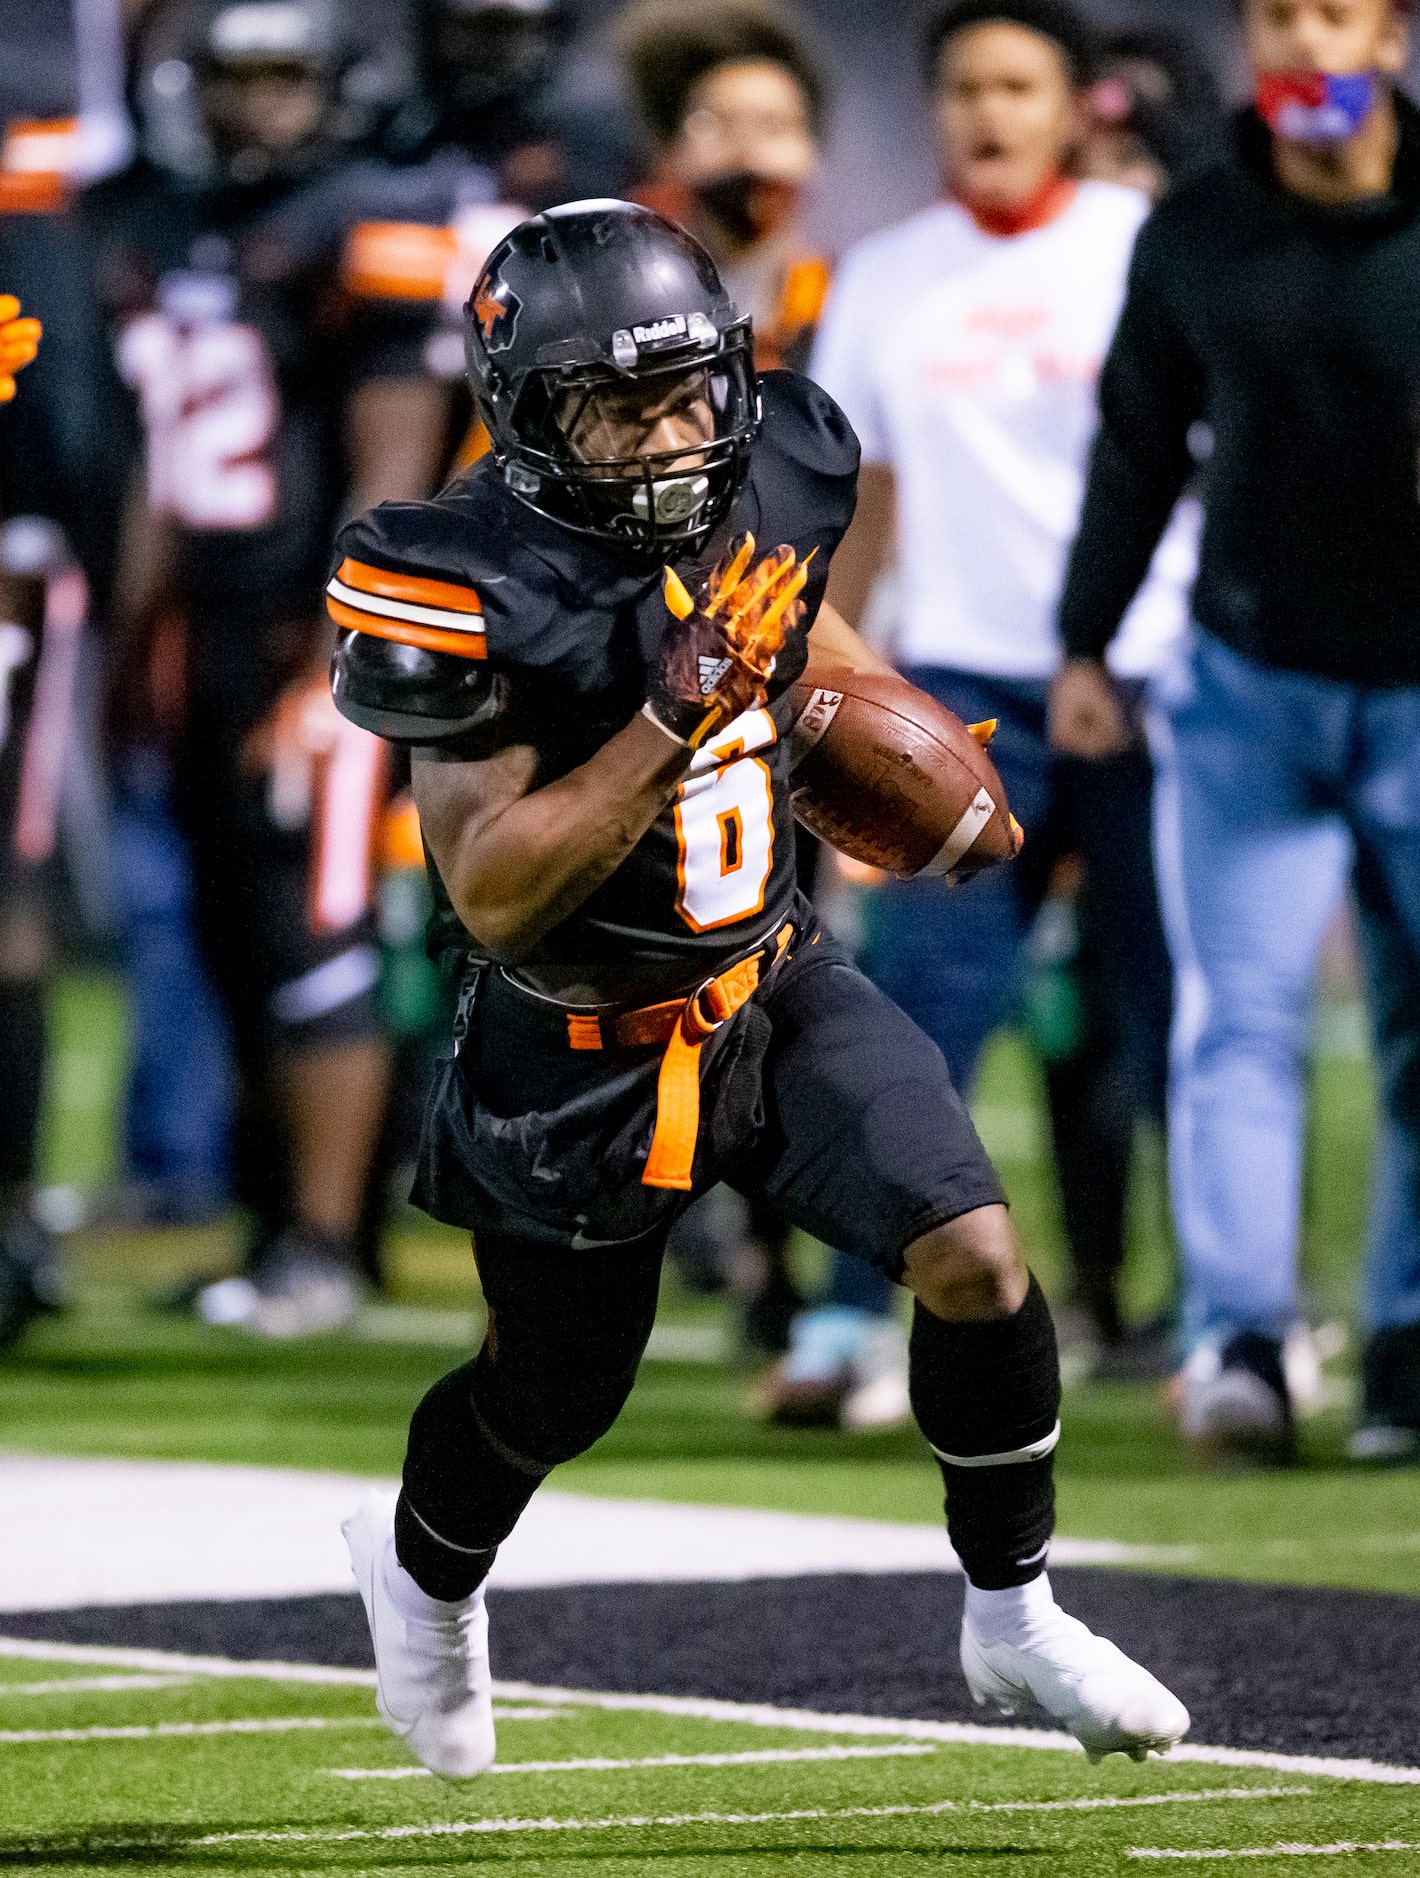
[[464, 200, 759, 556], [131, 0, 348, 186], [418, 0, 571, 155]]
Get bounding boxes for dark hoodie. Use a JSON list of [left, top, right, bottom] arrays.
[[1059, 98, 1420, 686]]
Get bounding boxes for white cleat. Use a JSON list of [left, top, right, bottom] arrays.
[[343, 1489, 495, 1778], [961, 1576, 1190, 1765]]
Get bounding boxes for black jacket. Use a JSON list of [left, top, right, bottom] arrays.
[[1059, 99, 1420, 686]]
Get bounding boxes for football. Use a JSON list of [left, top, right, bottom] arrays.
[[786, 668, 1019, 879]]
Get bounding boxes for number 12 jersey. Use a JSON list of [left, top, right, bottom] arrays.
[[80, 156, 436, 715]]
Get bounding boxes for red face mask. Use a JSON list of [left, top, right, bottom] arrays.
[[1255, 71, 1378, 144]]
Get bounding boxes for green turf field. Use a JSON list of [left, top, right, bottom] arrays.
[[3, 975, 1412, 1600], [3, 974, 1417, 1873], [2, 1638, 1415, 1876]]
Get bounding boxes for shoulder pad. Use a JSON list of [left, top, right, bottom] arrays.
[[331, 476, 597, 676], [735, 372, 860, 644], [330, 629, 508, 750], [757, 370, 862, 487], [327, 501, 489, 662]]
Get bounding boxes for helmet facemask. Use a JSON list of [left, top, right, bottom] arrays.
[[497, 330, 758, 555]]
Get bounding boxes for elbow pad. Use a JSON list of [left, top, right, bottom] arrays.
[[330, 629, 508, 750]]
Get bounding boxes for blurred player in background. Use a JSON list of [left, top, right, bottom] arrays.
[[351, 0, 640, 513], [0, 290, 60, 1347], [83, 0, 447, 1335], [0, 100, 135, 1346], [618, 0, 830, 374], [810, 0, 1199, 1391], [1054, 0, 1420, 1465]]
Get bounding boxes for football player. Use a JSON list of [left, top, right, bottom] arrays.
[[84, 0, 449, 1333], [0, 290, 56, 1350], [335, 200, 1190, 1777]]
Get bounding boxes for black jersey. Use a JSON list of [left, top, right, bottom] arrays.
[[79, 156, 437, 712], [329, 371, 859, 992], [0, 205, 126, 614]]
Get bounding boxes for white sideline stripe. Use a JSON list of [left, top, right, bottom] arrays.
[[1129, 1846, 1417, 1863], [2, 1792, 1312, 1860], [0, 1640, 1415, 1787], [0, 1638, 379, 1685], [329, 1744, 939, 1778], [0, 1454, 1191, 1605], [0, 1716, 387, 1745], [1166, 1745, 1420, 1787], [184, 1787, 1312, 1849], [0, 1674, 192, 1695]]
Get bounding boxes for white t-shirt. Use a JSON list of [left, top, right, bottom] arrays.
[[810, 181, 1196, 680]]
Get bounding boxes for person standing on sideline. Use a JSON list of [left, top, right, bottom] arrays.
[[615, 0, 841, 1369], [617, 0, 831, 374], [811, 0, 1195, 1367], [1053, 0, 1420, 1464]]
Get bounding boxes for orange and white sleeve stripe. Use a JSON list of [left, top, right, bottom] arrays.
[[325, 556, 486, 660]]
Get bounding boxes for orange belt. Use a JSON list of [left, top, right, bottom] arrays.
[[562, 924, 793, 1193]]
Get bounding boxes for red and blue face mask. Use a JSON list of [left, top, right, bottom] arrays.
[[1256, 72, 1378, 144]]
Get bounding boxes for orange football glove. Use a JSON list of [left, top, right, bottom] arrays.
[[645, 532, 811, 749], [0, 295, 41, 402]]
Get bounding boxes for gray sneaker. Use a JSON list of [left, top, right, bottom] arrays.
[[1180, 1332, 1294, 1464], [244, 1237, 360, 1340]]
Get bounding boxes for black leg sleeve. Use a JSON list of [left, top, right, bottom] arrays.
[[0, 979, 46, 1192], [908, 1274, 1061, 1590], [396, 1233, 665, 1600]]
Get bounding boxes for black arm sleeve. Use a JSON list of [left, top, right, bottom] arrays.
[[1057, 216, 1204, 662]]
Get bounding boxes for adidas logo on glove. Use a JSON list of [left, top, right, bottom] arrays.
[[698, 654, 734, 695]]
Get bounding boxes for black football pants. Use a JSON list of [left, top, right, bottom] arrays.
[[397, 935, 1060, 1601]]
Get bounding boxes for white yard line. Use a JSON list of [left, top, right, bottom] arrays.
[[0, 1674, 192, 1695], [1130, 1846, 1418, 1862], [0, 1716, 387, 1745], [192, 1787, 1313, 1848], [329, 1744, 939, 1778], [0, 1636, 1414, 1787], [15, 1787, 1309, 1857]]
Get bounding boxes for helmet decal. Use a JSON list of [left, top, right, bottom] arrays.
[[472, 276, 520, 352]]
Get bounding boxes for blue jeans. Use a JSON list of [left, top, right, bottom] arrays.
[[111, 751, 233, 1213], [860, 671, 1171, 1105], [853, 669, 1174, 1332], [1151, 632, 1420, 1343]]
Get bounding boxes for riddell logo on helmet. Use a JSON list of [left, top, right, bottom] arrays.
[[632, 315, 688, 350], [472, 278, 520, 353]]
